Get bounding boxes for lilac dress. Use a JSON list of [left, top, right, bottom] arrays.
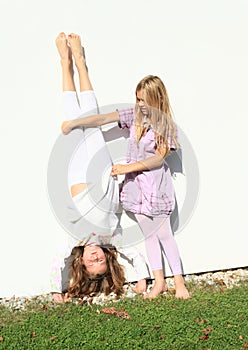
[[118, 108, 175, 218]]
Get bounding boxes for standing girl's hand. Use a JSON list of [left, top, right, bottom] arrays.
[[111, 164, 128, 176]]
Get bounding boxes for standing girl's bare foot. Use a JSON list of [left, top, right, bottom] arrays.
[[174, 275, 190, 299], [55, 32, 72, 61], [175, 283, 190, 299], [68, 33, 86, 67], [143, 281, 168, 299]]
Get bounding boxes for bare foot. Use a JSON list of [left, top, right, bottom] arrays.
[[55, 32, 72, 61], [175, 283, 190, 299], [144, 281, 168, 299], [68, 33, 86, 66], [132, 279, 147, 294], [174, 275, 190, 299]]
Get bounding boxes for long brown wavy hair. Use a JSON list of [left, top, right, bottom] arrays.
[[67, 246, 126, 298], [135, 75, 178, 157]]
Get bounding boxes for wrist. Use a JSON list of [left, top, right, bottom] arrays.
[[125, 163, 135, 174], [127, 161, 145, 173], [72, 119, 79, 129]]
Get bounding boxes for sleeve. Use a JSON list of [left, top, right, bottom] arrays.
[[49, 236, 78, 293], [118, 246, 150, 281], [117, 107, 135, 129]]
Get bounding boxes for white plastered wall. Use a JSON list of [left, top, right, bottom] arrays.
[[0, 0, 247, 297]]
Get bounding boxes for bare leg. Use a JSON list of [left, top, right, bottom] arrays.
[[55, 32, 75, 92], [56, 32, 87, 197], [67, 33, 96, 197], [68, 33, 93, 92], [70, 183, 87, 197]]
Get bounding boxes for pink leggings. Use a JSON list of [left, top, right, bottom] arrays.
[[135, 214, 182, 275]]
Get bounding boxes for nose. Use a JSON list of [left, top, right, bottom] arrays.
[[90, 252, 98, 261], [138, 100, 144, 107]]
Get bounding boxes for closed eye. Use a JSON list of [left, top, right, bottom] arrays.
[[98, 259, 105, 264]]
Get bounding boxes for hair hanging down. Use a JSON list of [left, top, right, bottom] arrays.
[[67, 246, 126, 298], [135, 75, 178, 157]]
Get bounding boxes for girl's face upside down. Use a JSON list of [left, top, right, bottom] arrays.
[[82, 245, 108, 276]]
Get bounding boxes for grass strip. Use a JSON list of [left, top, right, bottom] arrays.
[[0, 283, 248, 349]]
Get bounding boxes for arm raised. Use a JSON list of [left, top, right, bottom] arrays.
[[61, 111, 119, 135]]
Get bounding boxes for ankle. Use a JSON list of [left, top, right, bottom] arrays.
[[61, 57, 73, 65], [75, 57, 86, 69], [174, 275, 186, 287], [153, 279, 166, 287]]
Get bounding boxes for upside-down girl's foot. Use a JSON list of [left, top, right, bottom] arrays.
[[143, 281, 168, 299], [55, 32, 72, 61], [68, 33, 86, 67]]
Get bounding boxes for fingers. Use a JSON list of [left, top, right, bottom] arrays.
[[111, 165, 120, 176], [110, 169, 117, 177], [64, 293, 71, 303], [111, 164, 127, 176], [61, 121, 67, 134], [52, 292, 64, 304], [111, 166, 117, 176], [61, 121, 71, 135]]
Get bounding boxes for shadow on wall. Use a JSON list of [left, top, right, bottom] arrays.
[[47, 112, 198, 241], [166, 148, 183, 233]]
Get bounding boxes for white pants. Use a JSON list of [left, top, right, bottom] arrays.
[[63, 90, 119, 237], [64, 90, 110, 186]]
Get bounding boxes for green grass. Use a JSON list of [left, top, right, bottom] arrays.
[[0, 283, 248, 350]]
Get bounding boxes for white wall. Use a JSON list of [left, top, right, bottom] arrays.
[[0, 0, 247, 297]]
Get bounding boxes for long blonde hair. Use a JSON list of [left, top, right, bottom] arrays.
[[68, 246, 126, 298], [135, 75, 178, 157]]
